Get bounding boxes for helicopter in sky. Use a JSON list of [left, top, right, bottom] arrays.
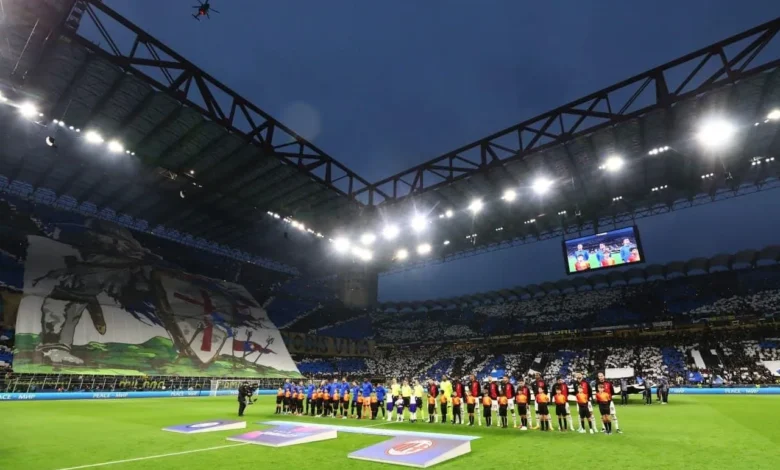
[[192, 1, 219, 20]]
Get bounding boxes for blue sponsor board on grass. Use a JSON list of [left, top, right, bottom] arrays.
[[163, 420, 246, 434], [349, 436, 471, 468], [227, 425, 337, 447]]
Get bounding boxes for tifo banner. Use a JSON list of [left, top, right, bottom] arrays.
[[1, 210, 300, 378], [281, 331, 376, 357]]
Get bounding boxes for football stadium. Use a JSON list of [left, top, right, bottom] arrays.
[[2, 1, 780, 469]]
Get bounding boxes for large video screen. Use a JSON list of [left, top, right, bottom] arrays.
[[563, 226, 644, 274]]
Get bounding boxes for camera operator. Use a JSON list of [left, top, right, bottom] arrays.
[[238, 382, 256, 417]]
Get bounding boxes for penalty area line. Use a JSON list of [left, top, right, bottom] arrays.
[[52, 443, 249, 470]]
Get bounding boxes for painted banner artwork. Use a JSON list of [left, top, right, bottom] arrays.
[[349, 436, 471, 468], [227, 425, 337, 447], [280, 331, 376, 357], [163, 420, 247, 433], [2, 207, 300, 378]]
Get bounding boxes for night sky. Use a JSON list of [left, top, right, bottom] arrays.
[[98, 1, 779, 300]]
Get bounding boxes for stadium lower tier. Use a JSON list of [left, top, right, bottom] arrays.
[[1, 395, 779, 469]]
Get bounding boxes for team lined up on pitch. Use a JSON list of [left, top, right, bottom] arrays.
[[274, 372, 623, 435]]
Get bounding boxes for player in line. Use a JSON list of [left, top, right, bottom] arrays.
[[595, 372, 623, 433]]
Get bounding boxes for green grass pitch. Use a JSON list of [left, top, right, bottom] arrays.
[[2, 395, 779, 469]]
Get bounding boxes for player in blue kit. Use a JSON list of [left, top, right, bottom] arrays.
[[351, 381, 360, 418], [305, 382, 315, 416], [375, 383, 387, 418]]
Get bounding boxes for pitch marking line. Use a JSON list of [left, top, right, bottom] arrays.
[[53, 443, 248, 470]]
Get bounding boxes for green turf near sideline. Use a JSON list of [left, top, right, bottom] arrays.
[[2, 395, 779, 469]]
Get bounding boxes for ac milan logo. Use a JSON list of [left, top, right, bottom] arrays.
[[387, 439, 434, 456]]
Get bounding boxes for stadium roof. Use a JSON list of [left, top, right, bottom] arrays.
[[377, 245, 780, 311], [1, 1, 779, 274], [0, 0, 376, 270]]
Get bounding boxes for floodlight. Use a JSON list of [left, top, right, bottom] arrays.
[[0, 92, 6, 102], [443, 240, 450, 245], [768, 109, 780, 121], [382, 225, 400, 240], [395, 249, 409, 260], [18, 102, 38, 118], [417, 243, 432, 255], [697, 118, 736, 149], [352, 246, 372, 261], [502, 189, 517, 201], [445, 209, 454, 218], [468, 199, 483, 214], [333, 237, 350, 253], [360, 233, 376, 245], [84, 130, 104, 144], [107, 140, 124, 153], [603, 155, 624, 172], [411, 215, 427, 232], [531, 177, 552, 195], [45, 136, 56, 147]]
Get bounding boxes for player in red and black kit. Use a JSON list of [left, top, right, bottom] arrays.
[[595, 372, 622, 433], [515, 378, 532, 430], [552, 377, 573, 431], [488, 377, 500, 417], [572, 372, 593, 432], [453, 379, 465, 425], [501, 376, 516, 427], [531, 372, 548, 430]]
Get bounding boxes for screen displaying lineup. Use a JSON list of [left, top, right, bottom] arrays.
[[563, 226, 644, 274]]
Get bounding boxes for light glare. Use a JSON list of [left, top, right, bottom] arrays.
[[604, 155, 624, 172], [107, 140, 124, 153], [417, 243, 432, 255], [395, 249, 409, 260], [18, 102, 38, 118], [333, 237, 350, 253], [382, 225, 400, 240], [411, 215, 427, 232], [697, 118, 736, 149], [445, 209, 454, 218], [468, 199, 483, 214], [502, 189, 517, 201], [360, 233, 376, 245], [768, 109, 780, 121], [531, 177, 552, 195], [85, 130, 104, 144]]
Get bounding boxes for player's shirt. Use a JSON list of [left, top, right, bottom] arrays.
[[414, 385, 424, 398], [576, 392, 589, 405], [601, 257, 615, 267], [284, 390, 292, 399], [333, 391, 340, 401], [536, 392, 550, 404], [428, 383, 439, 398], [323, 392, 330, 401], [533, 379, 548, 395], [620, 245, 631, 263], [498, 396, 508, 407], [554, 393, 566, 405], [469, 380, 480, 397], [488, 382, 498, 400], [276, 389, 283, 398], [481, 396, 492, 407], [552, 382, 569, 398], [376, 386, 386, 402], [454, 382, 464, 398], [439, 394, 448, 405], [370, 396, 378, 405], [503, 382, 515, 399], [342, 391, 350, 402], [628, 252, 640, 262], [597, 380, 614, 400], [428, 396, 436, 406], [306, 385, 315, 399], [575, 249, 589, 260], [391, 383, 400, 397], [516, 385, 531, 404], [351, 385, 360, 402], [401, 385, 412, 398], [573, 379, 591, 399], [362, 382, 373, 397], [441, 380, 453, 399], [341, 382, 351, 395], [453, 396, 462, 407], [357, 395, 364, 405], [575, 260, 590, 271], [466, 396, 476, 407], [283, 382, 292, 393]]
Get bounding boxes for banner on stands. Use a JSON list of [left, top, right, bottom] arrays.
[[281, 332, 375, 357]]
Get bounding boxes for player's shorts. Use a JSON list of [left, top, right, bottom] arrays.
[[609, 401, 617, 415], [499, 406, 508, 417], [466, 404, 475, 414], [537, 403, 549, 415], [409, 403, 417, 413], [518, 404, 528, 415], [428, 405, 436, 414], [403, 397, 411, 408], [276, 396, 282, 404], [507, 398, 515, 408], [491, 400, 499, 412], [555, 404, 567, 416], [598, 403, 610, 416], [578, 404, 591, 418], [482, 406, 492, 417], [378, 400, 385, 408], [564, 402, 570, 415]]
